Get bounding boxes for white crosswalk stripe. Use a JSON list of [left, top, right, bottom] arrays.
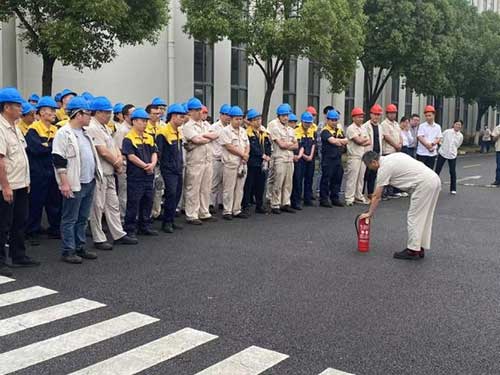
[[0, 276, 15, 285], [195, 345, 289, 375], [69, 327, 218, 375], [0, 298, 105, 337], [0, 286, 57, 307], [0, 312, 159, 375], [318, 368, 355, 375]]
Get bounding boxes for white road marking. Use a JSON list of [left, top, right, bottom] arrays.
[[69, 327, 218, 375], [195, 345, 288, 375], [0, 312, 159, 375], [319, 368, 355, 375], [0, 276, 14, 285], [0, 286, 57, 307], [463, 164, 481, 169], [0, 298, 105, 337], [456, 175, 482, 182]]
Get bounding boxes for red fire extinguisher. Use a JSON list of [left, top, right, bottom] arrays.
[[355, 214, 370, 252]]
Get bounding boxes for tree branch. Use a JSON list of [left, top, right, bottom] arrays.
[[13, 7, 39, 42], [373, 66, 394, 102], [252, 53, 269, 80]]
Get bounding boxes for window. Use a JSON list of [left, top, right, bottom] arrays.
[[282, 57, 297, 112], [231, 43, 248, 110], [391, 76, 400, 109], [308, 61, 321, 120], [404, 87, 413, 117], [344, 75, 356, 124], [194, 40, 214, 116]]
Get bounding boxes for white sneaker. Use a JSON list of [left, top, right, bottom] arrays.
[[400, 192, 409, 198], [345, 201, 354, 207], [451, 191, 457, 195], [355, 198, 370, 205]]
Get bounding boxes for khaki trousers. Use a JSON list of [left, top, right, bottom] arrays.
[[152, 166, 164, 219], [407, 175, 441, 250], [265, 158, 275, 202], [89, 174, 126, 243], [117, 172, 127, 221], [345, 156, 366, 203], [271, 160, 293, 208], [223, 165, 247, 215], [184, 161, 213, 220], [211, 159, 224, 206]]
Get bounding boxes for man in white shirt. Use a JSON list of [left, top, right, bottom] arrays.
[[491, 123, 500, 185], [416, 105, 442, 169], [435, 120, 464, 194], [360, 151, 441, 261]]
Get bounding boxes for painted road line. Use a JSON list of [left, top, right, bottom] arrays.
[[0, 286, 57, 308], [463, 164, 481, 169], [70, 327, 218, 375], [195, 345, 289, 375], [0, 298, 105, 337], [0, 312, 159, 375], [456, 175, 482, 182], [318, 368, 355, 375], [0, 276, 14, 285]]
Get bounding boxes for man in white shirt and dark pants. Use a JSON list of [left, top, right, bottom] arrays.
[[417, 105, 442, 169], [360, 151, 441, 260], [435, 120, 464, 194]]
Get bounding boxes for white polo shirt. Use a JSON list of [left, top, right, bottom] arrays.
[[417, 122, 442, 157]]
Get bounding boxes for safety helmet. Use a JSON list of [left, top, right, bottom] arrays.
[[246, 108, 261, 120], [326, 109, 340, 120], [167, 103, 187, 115], [187, 97, 203, 110], [130, 108, 150, 120], [306, 106, 317, 116], [219, 104, 232, 115], [301, 111, 314, 123], [277, 103, 291, 116], [289, 113, 298, 122], [66, 96, 90, 111], [229, 106, 244, 117], [89, 96, 113, 112], [21, 101, 36, 115], [424, 105, 436, 114], [0, 87, 24, 104], [36, 96, 59, 110], [386, 104, 398, 113], [351, 107, 365, 117], [370, 104, 383, 115]]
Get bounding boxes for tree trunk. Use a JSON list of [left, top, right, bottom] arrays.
[[475, 102, 489, 132], [41, 54, 56, 96], [262, 81, 275, 125]]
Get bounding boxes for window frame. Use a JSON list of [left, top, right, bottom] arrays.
[[230, 42, 248, 111], [193, 40, 214, 117], [282, 57, 297, 112]]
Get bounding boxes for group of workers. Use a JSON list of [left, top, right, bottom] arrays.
[[1, 84, 499, 276]]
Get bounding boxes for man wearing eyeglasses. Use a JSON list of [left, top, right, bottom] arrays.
[[52, 96, 103, 264]]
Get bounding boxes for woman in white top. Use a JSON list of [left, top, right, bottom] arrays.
[[400, 116, 414, 157], [435, 120, 464, 194]]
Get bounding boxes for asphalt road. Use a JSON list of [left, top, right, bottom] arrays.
[[0, 152, 498, 375]]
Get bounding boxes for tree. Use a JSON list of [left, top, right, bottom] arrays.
[[180, 0, 366, 123], [0, 0, 169, 95], [361, 0, 457, 111]]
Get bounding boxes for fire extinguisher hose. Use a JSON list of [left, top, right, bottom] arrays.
[[355, 214, 361, 236]]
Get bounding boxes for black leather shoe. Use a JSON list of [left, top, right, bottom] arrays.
[[233, 212, 249, 219], [281, 205, 296, 213], [137, 229, 159, 236], [201, 216, 218, 222], [114, 235, 138, 245], [162, 223, 174, 233], [76, 250, 98, 260], [94, 242, 113, 251], [187, 219, 203, 225], [61, 254, 83, 264], [0, 265, 13, 276], [255, 207, 267, 214], [223, 214, 233, 221], [209, 205, 216, 214], [271, 208, 281, 214], [11, 256, 40, 268], [393, 249, 421, 261]]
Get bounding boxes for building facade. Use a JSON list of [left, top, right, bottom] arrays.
[[0, 0, 498, 139]]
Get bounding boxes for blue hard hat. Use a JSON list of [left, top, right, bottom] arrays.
[[21, 101, 35, 115], [130, 107, 149, 120], [289, 113, 298, 122], [54, 92, 62, 102], [229, 106, 244, 117], [60, 88, 77, 100], [246, 108, 261, 120], [182, 102, 188, 113], [301, 111, 314, 123], [36, 96, 59, 110], [167, 103, 187, 115], [276, 103, 291, 116], [113, 102, 124, 114], [28, 93, 40, 103], [151, 97, 167, 106], [0, 87, 24, 104], [219, 104, 231, 115], [66, 96, 90, 111], [187, 97, 203, 110], [81, 92, 94, 101], [326, 109, 340, 120], [89, 96, 113, 112]]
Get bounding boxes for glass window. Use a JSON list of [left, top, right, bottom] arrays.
[[230, 43, 248, 111], [344, 75, 356, 124], [193, 40, 214, 116], [308, 61, 321, 121], [282, 58, 297, 112]]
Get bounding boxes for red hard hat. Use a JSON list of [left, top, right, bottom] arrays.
[[370, 104, 383, 115], [424, 105, 435, 113], [306, 106, 317, 116], [351, 107, 365, 117], [386, 104, 398, 113], [201, 105, 208, 114]]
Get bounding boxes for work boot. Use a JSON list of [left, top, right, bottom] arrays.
[[420, 248, 425, 258], [255, 207, 267, 214], [187, 219, 203, 225], [162, 223, 174, 233], [281, 205, 296, 213], [209, 205, 216, 214], [0, 265, 13, 277], [94, 242, 113, 251], [11, 256, 40, 268], [393, 248, 421, 261], [137, 228, 159, 236], [61, 254, 83, 264], [114, 235, 138, 245], [223, 214, 233, 221], [271, 208, 281, 215], [76, 250, 98, 260], [201, 216, 218, 222], [320, 200, 333, 208], [233, 212, 249, 219]]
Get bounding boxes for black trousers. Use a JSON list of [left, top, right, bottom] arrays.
[[435, 155, 457, 191], [319, 159, 344, 202], [364, 168, 377, 195], [242, 166, 266, 210], [417, 154, 437, 170], [0, 187, 28, 265]]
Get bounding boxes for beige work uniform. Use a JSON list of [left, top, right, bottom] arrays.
[[268, 119, 295, 208], [113, 121, 132, 220], [86, 118, 126, 243], [376, 153, 441, 250], [493, 125, 500, 151], [182, 119, 213, 221], [220, 125, 249, 215], [381, 119, 402, 155], [209, 120, 226, 207], [345, 123, 370, 203]]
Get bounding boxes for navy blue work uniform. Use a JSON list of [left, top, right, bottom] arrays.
[[319, 125, 345, 203], [122, 128, 157, 235], [156, 123, 183, 224], [291, 124, 316, 207], [25, 121, 61, 237], [242, 127, 272, 211]]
